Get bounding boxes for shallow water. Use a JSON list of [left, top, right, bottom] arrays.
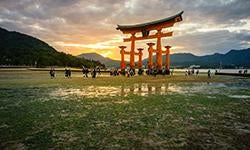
[[49, 82, 250, 99]]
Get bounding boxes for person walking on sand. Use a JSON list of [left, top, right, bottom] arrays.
[[68, 69, 72, 78], [196, 69, 199, 76], [64, 68, 68, 78], [208, 69, 211, 78], [49, 67, 55, 79], [85, 68, 89, 77], [92, 68, 97, 78], [97, 66, 101, 75], [82, 66, 88, 78], [171, 69, 174, 76]]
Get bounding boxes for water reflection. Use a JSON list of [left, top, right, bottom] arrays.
[[50, 83, 185, 98], [49, 82, 250, 99], [120, 83, 184, 96]]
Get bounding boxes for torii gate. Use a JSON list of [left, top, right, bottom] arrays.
[[117, 11, 183, 73]]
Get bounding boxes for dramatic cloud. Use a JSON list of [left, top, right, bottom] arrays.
[[0, 0, 249, 59]]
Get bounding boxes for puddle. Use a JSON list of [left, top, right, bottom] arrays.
[[49, 83, 185, 99], [228, 95, 250, 99], [49, 82, 250, 99]]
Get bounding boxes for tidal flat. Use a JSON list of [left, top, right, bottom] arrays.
[[0, 70, 249, 149]]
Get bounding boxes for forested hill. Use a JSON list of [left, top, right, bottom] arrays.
[[0, 27, 104, 68], [78, 49, 250, 69], [142, 48, 250, 68]]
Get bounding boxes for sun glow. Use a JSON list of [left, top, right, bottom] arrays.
[[100, 51, 112, 58]]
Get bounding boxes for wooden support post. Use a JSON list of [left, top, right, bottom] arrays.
[[147, 43, 155, 69], [119, 46, 126, 70], [165, 46, 171, 70], [130, 33, 136, 69], [137, 48, 143, 68], [156, 29, 162, 70]]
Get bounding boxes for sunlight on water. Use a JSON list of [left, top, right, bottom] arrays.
[[228, 95, 250, 99], [50, 83, 188, 99], [49, 82, 250, 99]]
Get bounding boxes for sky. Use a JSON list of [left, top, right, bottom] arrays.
[[0, 0, 250, 60]]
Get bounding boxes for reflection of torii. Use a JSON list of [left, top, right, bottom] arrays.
[[120, 83, 170, 96], [117, 11, 184, 74]]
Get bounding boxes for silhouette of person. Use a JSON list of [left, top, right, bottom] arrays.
[[65, 68, 68, 78], [91, 68, 96, 78], [208, 69, 211, 78], [68, 69, 71, 78], [196, 69, 199, 76], [49, 67, 55, 79]]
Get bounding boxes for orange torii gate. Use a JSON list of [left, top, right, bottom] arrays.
[[117, 11, 183, 73]]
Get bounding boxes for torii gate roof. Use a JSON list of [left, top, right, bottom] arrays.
[[116, 11, 183, 34]]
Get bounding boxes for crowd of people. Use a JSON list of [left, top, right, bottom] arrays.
[[239, 69, 248, 74], [64, 68, 72, 78], [146, 67, 173, 76], [110, 68, 120, 76], [49, 67, 199, 78], [184, 68, 213, 78], [49, 66, 249, 79], [49, 66, 101, 79], [185, 68, 199, 76], [82, 66, 100, 78]]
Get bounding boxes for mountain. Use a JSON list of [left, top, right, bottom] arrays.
[[142, 49, 250, 68], [78, 53, 121, 68], [78, 49, 250, 69], [0, 27, 104, 68]]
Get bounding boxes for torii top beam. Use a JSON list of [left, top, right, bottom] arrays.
[[116, 11, 184, 34]]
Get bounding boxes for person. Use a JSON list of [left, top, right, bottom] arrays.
[[68, 69, 71, 78], [110, 68, 113, 76], [196, 69, 199, 76], [113, 69, 117, 76], [97, 67, 101, 75], [138, 68, 144, 75], [191, 68, 195, 75], [92, 68, 97, 78], [152, 66, 157, 77], [64, 68, 68, 78], [171, 69, 174, 76], [129, 68, 134, 77], [126, 69, 130, 77], [208, 69, 211, 78], [244, 69, 248, 74], [116, 69, 120, 76], [86, 68, 89, 77], [82, 67, 85, 77], [161, 67, 165, 75], [146, 68, 150, 75], [82, 67, 89, 78], [90, 68, 93, 77], [49, 67, 55, 79]]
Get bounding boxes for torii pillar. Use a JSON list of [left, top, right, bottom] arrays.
[[147, 43, 155, 69], [156, 29, 163, 70], [137, 48, 143, 68], [165, 46, 171, 70], [130, 33, 136, 68], [119, 46, 127, 70]]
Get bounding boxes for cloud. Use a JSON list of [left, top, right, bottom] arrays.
[[0, 0, 249, 59]]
